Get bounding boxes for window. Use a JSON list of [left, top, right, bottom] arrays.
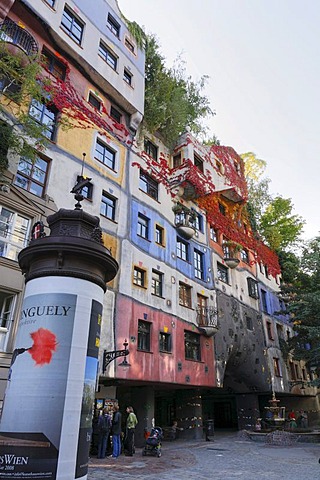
[[138, 320, 151, 351], [276, 324, 284, 341], [234, 160, 240, 173], [42, 48, 66, 80], [100, 192, 116, 220], [44, 0, 55, 6], [95, 139, 116, 170], [192, 211, 203, 232], [176, 237, 189, 261], [125, 37, 135, 53], [194, 249, 204, 280], [159, 332, 171, 353], [144, 139, 158, 160], [302, 368, 307, 381], [98, 41, 118, 70], [266, 321, 274, 340], [179, 282, 192, 308], [185, 331, 201, 361], [139, 171, 159, 200], [0, 292, 15, 329], [133, 266, 146, 287], [241, 249, 249, 263], [88, 92, 102, 111], [123, 68, 132, 85], [110, 106, 121, 123], [218, 202, 226, 215], [197, 294, 208, 326], [0, 74, 21, 98], [155, 225, 164, 245], [210, 226, 218, 242], [61, 6, 84, 45], [0, 291, 17, 351], [107, 13, 120, 37], [77, 175, 93, 200], [289, 361, 296, 380], [261, 289, 268, 312], [173, 152, 181, 168], [247, 278, 259, 299], [194, 153, 204, 172], [222, 241, 230, 257], [217, 262, 229, 284], [264, 264, 270, 279], [216, 160, 223, 173], [137, 213, 149, 239], [29, 99, 57, 140], [273, 357, 281, 377], [151, 269, 163, 297], [0, 206, 30, 261], [246, 316, 253, 330], [14, 155, 49, 197]]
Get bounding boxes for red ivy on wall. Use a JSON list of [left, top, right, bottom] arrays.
[[41, 65, 132, 147], [44, 60, 279, 277], [134, 137, 280, 277]]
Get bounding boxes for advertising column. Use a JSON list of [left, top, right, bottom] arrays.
[[0, 207, 118, 480]]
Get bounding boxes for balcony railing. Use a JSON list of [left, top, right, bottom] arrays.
[[0, 18, 38, 56], [174, 208, 196, 239], [196, 306, 219, 337]]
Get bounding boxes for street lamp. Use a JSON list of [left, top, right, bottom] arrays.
[[102, 339, 130, 373]]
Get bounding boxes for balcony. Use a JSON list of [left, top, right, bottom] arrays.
[[170, 160, 213, 200], [196, 306, 219, 337], [0, 18, 38, 57], [173, 204, 196, 239]]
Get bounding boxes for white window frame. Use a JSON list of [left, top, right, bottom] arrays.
[[0, 206, 30, 261]]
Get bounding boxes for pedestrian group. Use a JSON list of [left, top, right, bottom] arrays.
[[95, 404, 138, 459]]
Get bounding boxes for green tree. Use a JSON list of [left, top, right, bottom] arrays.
[[241, 151, 272, 235], [283, 237, 320, 375], [259, 197, 305, 251], [0, 41, 54, 178], [241, 152, 304, 251], [143, 35, 213, 149]]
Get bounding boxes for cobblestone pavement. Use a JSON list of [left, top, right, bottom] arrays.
[[88, 432, 320, 480]]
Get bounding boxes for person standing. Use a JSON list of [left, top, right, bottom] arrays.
[[97, 407, 112, 459], [125, 406, 138, 456], [111, 404, 122, 458]]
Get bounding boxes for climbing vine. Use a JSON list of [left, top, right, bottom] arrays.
[[133, 134, 281, 277]]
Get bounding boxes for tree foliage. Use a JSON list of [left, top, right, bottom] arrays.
[[282, 237, 320, 374], [259, 197, 305, 251], [143, 34, 213, 149], [241, 151, 304, 251], [0, 42, 53, 177]]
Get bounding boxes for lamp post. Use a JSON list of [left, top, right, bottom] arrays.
[[102, 339, 130, 373]]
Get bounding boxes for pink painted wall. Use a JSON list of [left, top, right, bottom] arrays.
[[115, 295, 216, 387], [0, 0, 14, 21]]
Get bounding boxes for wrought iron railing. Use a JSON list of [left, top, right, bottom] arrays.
[[196, 306, 219, 329], [0, 18, 38, 55]]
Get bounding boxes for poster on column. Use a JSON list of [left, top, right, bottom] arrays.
[[0, 293, 77, 479], [75, 299, 102, 479]]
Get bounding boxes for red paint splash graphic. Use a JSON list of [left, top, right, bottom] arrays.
[[28, 328, 58, 366]]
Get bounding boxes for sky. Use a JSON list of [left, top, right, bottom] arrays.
[[118, 0, 319, 241]]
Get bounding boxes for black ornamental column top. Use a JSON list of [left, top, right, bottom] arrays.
[[19, 208, 119, 291]]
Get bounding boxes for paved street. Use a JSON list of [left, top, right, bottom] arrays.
[[88, 431, 320, 480]]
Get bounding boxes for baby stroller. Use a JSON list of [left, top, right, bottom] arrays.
[[142, 427, 163, 457]]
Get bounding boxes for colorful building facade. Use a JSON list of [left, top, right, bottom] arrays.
[[0, 0, 319, 445]]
